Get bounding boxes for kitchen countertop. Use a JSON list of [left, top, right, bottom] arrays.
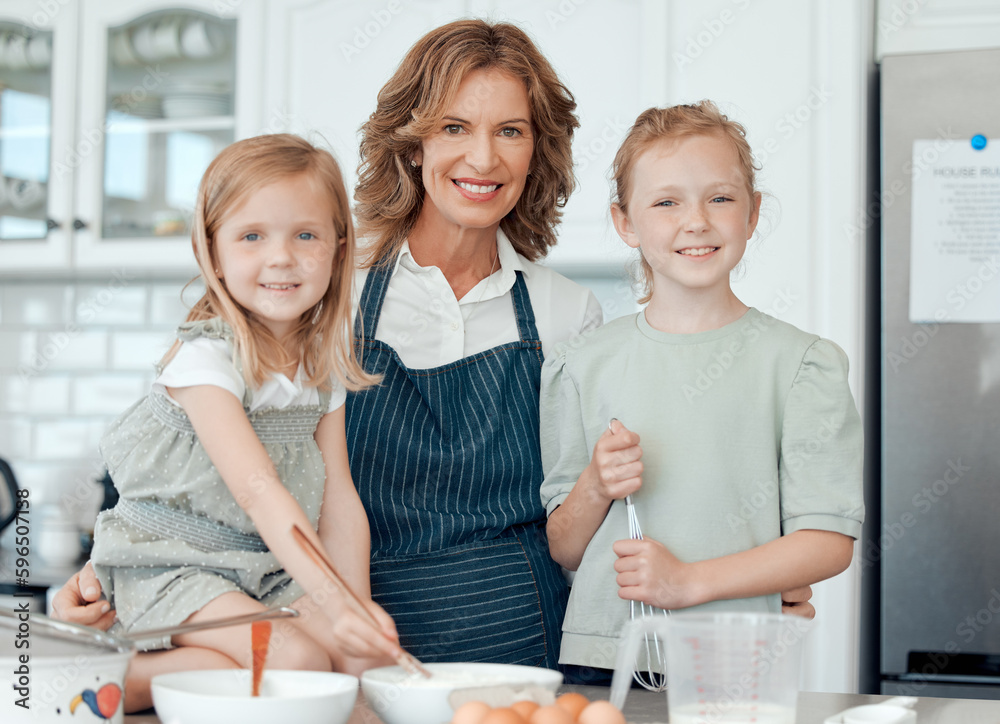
[[124, 686, 1000, 723]]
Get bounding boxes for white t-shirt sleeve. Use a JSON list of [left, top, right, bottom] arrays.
[[153, 337, 245, 403], [328, 380, 347, 413]]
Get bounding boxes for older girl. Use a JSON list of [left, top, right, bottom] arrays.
[[540, 102, 864, 677]]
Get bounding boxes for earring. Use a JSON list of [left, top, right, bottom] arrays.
[[410, 159, 417, 168]]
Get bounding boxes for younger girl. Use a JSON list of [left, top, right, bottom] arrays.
[[539, 102, 864, 677], [90, 134, 401, 711]]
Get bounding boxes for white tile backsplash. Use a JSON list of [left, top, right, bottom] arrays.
[[34, 418, 105, 460], [1, 374, 72, 414], [111, 331, 172, 371], [74, 373, 147, 415], [0, 278, 188, 519], [41, 330, 109, 371], [0, 330, 39, 370], [9, 459, 104, 511], [150, 282, 196, 326], [75, 284, 148, 326], [0, 417, 32, 459], [1, 284, 72, 326]]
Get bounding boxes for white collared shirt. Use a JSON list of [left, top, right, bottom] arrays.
[[354, 231, 603, 369]]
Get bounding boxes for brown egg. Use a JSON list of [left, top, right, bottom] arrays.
[[511, 700, 540, 719], [529, 704, 576, 724], [554, 692, 590, 720], [577, 700, 627, 724], [452, 700, 492, 724], [481, 707, 528, 724]]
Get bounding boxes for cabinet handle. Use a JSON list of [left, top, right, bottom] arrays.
[[46, 218, 61, 230], [72, 219, 88, 230]]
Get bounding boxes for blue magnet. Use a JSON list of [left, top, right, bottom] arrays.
[[971, 134, 987, 150]]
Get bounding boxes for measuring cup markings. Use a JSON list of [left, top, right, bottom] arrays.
[[610, 613, 810, 722]]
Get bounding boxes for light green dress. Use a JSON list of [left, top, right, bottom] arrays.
[[91, 318, 331, 650]]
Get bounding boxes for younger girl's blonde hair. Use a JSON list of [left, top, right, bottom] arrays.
[[611, 101, 760, 304], [163, 134, 378, 392]]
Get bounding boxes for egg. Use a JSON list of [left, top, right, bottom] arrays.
[[452, 700, 492, 724], [511, 700, 540, 719], [554, 692, 590, 720], [529, 704, 576, 724], [481, 707, 528, 724], [577, 700, 627, 724]]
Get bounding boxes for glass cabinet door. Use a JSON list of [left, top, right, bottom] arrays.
[[0, 21, 52, 243], [101, 10, 235, 241], [0, 0, 76, 270], [73, 0, 261, 272]]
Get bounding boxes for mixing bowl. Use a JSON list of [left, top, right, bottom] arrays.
[[152, 669, 358, 724], [361, 662, 563, 724]]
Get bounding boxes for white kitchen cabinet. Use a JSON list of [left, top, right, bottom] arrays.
[[0, 1, 78, 269], [0, 0, 264, 274]]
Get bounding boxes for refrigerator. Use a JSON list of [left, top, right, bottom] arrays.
[[867, 47, 1000, 699]]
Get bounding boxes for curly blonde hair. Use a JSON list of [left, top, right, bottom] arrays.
[[354, 19, 579, 265], [163, 134, 378, 392], [612, 101, 760, 304]]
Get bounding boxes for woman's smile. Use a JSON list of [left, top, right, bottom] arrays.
[[452, 177, 503, 200]]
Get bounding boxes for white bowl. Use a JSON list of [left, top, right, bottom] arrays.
[[361, 662, 563, 724], [152, 669, 358, 724]]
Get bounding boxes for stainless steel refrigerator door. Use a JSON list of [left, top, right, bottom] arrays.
[[880, 48, 1000, 681]]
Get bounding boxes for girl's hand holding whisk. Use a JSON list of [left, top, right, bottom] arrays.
[[613, 536, 698, 611], [545, 419, 644, 571], [586, 418, 644, 502]]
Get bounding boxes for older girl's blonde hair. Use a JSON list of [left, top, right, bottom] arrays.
[[611, 101, 760, 304], [163, 134, 378, 392], [354, 19, 579, 265]]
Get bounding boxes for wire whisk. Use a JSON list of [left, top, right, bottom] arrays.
[[611, 418, 669, 692]]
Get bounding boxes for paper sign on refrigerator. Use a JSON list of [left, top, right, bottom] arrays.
[[908, 138, 1000, 323]]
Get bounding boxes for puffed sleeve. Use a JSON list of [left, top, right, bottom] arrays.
[[154, 336, 245, 402], [327, 377, 347, 413], [779, 339, 865, 538], [539, 346, 591, 515]]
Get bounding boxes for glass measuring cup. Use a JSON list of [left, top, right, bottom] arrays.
[[610, 612, 811, 723]]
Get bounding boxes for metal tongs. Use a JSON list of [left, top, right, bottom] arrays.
[[290, 523, 431, 678], [610, 418, 670, 692], [0, 606, 298, 652]]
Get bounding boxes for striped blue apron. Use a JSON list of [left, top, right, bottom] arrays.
[[346, 260, 567, 668]]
